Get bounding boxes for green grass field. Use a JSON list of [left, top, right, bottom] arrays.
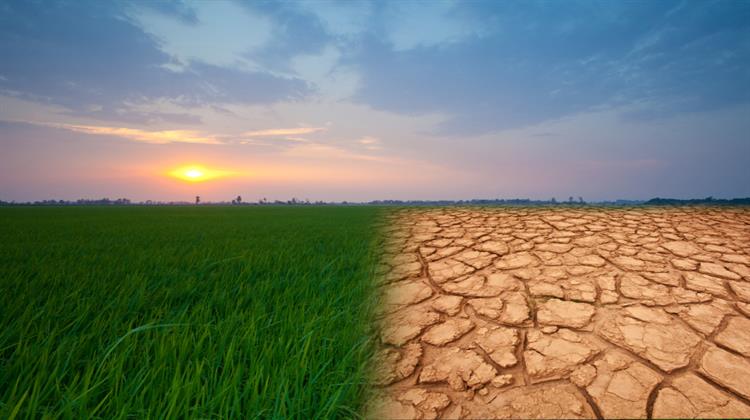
[[0, 206, 385, 419]]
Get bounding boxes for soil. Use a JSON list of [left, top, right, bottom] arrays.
[[368, 207, 750, 419]]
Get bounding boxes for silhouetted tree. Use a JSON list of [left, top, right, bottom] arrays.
[[195, 195, 200, 205], [236, 195, 242, 204]]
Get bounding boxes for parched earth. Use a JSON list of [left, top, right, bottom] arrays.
[[367, 207, 750, 419]]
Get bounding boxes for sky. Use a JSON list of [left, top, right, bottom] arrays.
[[1, 0, 749, 202]]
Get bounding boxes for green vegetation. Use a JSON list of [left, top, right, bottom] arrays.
[[0, 206, 385, 418]]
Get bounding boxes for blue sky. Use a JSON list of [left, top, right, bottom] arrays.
[[1, 0, 748, 201]]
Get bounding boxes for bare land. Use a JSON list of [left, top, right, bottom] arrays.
[[369, 207, 750, 419]]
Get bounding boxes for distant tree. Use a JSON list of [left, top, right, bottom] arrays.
[[236, 195, 242, 204], [195, 195, 200, 205], [568, 196, 574, 203], [578, 196, 584, 204], [550, 197, 557, 204]]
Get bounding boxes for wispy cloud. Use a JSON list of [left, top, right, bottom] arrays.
[[357, 136, 379, 145], [238, 135, 312, 145], [241, 127, 326, 137], [62, 124, 223, 144], [282, 143, 388, 162], [13, 119, 328, 146], [356, 136, 381, 150], [9, 119, 224, 144]]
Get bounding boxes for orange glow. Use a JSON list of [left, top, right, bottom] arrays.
[[168, 165, 233, 182]]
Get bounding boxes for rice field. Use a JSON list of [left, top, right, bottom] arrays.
[[0, 206, 385, 418]]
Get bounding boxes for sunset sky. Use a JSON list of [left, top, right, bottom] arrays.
[[1, 0, 749, 202]]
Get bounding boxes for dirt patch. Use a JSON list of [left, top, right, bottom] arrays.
[[368, 207, 750, 419]]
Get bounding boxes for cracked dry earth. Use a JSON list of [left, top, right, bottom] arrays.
[[367, 207, 750, 419]]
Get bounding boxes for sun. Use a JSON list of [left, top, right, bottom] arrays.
[[184, 168, 204, 179], [168, 165, 231, 182]]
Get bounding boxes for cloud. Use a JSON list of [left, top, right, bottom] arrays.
[[351, 1, 750, 135], [241, 127, 326, 137], [49, 123, 223, 145], [127, 1, 272, 70], [296, 0, 373, 38], [381, 1, 488, 51], [357, 136, 379, 145], [136, 0, 199, 25], [281, 142, 396, 164], [10, 117, 331, 146], [0, 1, 310, 123], [290, 45, 360, 100], [238, 2, 332, 75], [356, 136, 381, 150]]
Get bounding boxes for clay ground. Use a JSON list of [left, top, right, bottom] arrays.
[[368, 207, 750, 419]]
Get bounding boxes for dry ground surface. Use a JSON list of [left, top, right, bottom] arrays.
[[368, 207, 750, 419]]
